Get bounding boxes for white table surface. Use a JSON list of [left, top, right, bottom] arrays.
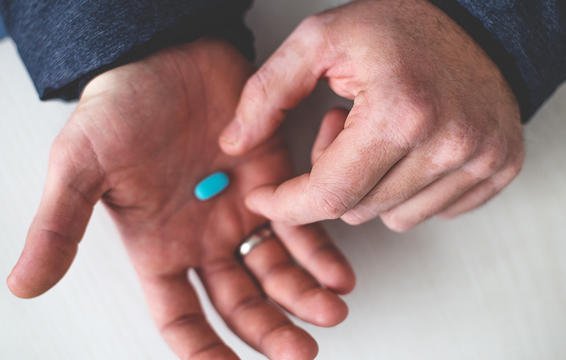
[[1, 1, 565, 359]]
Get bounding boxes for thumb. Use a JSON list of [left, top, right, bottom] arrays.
[[220, 18, 331, 155], [7, 125, 107, 298]]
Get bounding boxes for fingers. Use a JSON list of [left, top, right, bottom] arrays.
[[7, 129, 107, 298], [272, 223, 355, 295], [337, 142, 522, 231], [220, 17, 331, 155], [199, 258, 318, 360], [340, 133, 477, 225], [378, 159, 494, 232], [311, 108, 348, 164], [439, 163, 522, 219], [242, 227, 349, 327], [140, 272, 237, 360], [246, 101, 408, 225]]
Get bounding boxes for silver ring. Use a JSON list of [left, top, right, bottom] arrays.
[[238, 226, 274, 257]]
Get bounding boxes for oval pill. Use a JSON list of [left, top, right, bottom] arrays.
[[194, 171, 230, 201]]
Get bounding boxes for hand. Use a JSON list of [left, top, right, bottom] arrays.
[[220, 0, 525, 231], [7, 39, 355, 359]]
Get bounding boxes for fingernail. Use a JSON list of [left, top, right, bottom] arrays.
[[220, 120, 242, 148]]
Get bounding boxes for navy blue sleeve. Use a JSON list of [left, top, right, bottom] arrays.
[[0, 16, 6, 38], [0, 0, 254, 101], [429, 0, 566, 122]]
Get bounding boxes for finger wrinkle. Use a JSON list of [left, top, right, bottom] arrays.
[[159, 312, 207, 335], [201, 258, 240, 278], [188, 340, 226, 360], [36, 228, 79, 249], [227, 293, 266, 320], [294, 285, 326, 306], [258, 321, 295, 353], [258, 259, 296, 283], [306, 241, 336, 263], [62, 180, 99, 208]]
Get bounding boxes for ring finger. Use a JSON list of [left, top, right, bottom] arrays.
[[242, 226, 349, 327]]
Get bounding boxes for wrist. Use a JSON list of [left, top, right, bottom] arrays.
[[82, 38, 252, 101]]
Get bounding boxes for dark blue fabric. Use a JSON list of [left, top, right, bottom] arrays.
[[0, 0, 253, 100], [0, 1, 564, 123], [0, 15, 5, 38], [430, 0, 566, 122]]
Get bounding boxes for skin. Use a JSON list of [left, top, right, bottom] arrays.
[[220, 0, 525, 232], [6, 39, 356, 360]]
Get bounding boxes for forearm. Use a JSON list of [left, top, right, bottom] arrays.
[[429, 0, 566, 121], [0, 0, 254, 101]]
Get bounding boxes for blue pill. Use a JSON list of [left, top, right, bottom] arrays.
[[194, 171, 230, 201]]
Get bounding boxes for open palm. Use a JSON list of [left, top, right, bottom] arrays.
[[7, 40, 355, 360]]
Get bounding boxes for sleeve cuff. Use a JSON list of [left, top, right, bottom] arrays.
[[428, 0, 566, 122], [0, 0, 254, 101]]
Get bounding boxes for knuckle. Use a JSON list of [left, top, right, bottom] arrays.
[[159, 313, 206, 336], [311, 184, 351, 219], [380, 211, 414, 233], [296, 15, 327, 43], [512, 142, 526, 169], [447, 132, 478, 159], [48, 121, 106, 188], [245, 68, 271, 101], [508, 155, 524, 177], [290, 15, 330, 66], [499, 148, 525, 182], [467, 146, 507, 179], [49, 132, 78, 173], [341, 209, 371, 226], [391, 96, 437, 147], [51, 127, 75, 154], [50, 135, 68, 162], [432, 128, 479, 169]]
